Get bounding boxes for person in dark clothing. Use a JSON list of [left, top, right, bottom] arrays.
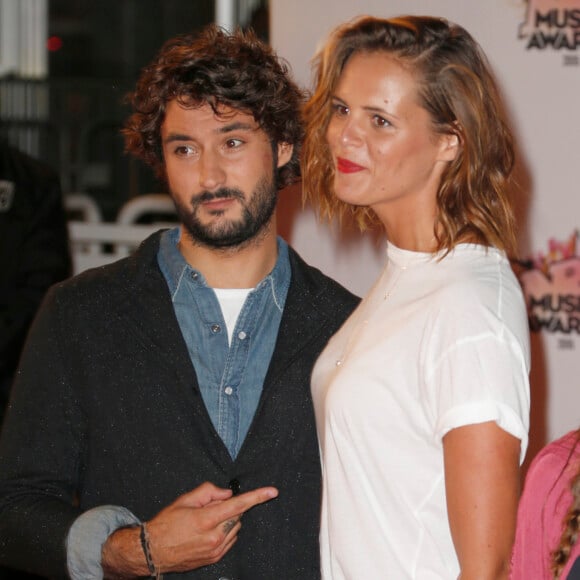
[[0, 140, 71, 424], [0, 25, 359, 579], [0, 140, 71, 580]]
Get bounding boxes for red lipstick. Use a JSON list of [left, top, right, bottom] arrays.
[[336, 157, 364, 174]]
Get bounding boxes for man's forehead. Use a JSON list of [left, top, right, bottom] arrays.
[[169, 99, 256, 124]]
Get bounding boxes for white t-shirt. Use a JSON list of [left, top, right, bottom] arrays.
[[312, 243, 530, 579], [213, 287, 252, 344]]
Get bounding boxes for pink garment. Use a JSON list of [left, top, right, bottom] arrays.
[[511, 429, 580, 579]]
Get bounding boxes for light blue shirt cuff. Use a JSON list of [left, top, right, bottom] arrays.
[[66, 505, 140, 579]]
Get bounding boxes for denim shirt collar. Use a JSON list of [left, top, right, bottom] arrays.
[[157, 226, 291, 310], [156, 227, 291, 458]]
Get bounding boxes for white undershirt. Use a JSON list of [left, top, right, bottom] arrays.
[[213, 287, 253, 344]]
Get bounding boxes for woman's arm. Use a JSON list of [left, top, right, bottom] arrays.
[[443, 420, 521, 580]]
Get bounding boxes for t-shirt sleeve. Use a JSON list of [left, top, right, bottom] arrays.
[[427, 331, 530, 463]]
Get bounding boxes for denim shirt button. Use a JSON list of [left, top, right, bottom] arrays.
[[211, 324, 221, 333], [238, 331, 247, 340], [191, 271, 199, 280], [224, 386, 233, 395]]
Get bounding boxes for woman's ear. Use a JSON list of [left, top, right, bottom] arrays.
[[439, 132, 460, 162], [277, 142, 294, 168]]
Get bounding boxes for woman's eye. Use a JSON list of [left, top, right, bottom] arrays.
[[372, 115, 389, 128], [332, 103, 348, 116]]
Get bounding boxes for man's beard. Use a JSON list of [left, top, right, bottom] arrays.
[[174, 174, 278, 250]]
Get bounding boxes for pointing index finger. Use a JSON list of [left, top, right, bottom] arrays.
[[210, 486, 278, 523]]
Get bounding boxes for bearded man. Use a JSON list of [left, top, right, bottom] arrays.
[[0, 25, 358, 580]]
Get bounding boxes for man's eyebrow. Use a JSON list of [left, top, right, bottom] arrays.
[[217, 121, 257, 134], [163, 132, 192, 144], [163, 122, 258, 144]]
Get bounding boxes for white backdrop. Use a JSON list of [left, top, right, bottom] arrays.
[[271, 0, 580, 466]]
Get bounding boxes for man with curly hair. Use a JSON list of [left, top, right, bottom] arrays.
[[0, 25, 358, 579]]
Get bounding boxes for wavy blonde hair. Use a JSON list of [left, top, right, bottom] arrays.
[[302, 15, 517, 254]]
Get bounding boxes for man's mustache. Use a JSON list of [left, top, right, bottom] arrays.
[[191, 188, 245, 205]]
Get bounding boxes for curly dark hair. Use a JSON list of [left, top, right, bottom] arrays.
[[123, 24, 305, 189], [303, 15, 517, 255]]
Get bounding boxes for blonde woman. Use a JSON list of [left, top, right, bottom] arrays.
[[302, 15, 531, 579]]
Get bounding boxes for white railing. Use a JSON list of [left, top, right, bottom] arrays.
[[67, 221, 166, 274], [65, 193, 177, 275]]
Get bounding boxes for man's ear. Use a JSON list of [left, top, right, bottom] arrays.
[[276, 142, 294, 168]]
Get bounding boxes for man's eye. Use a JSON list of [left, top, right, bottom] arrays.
[[174, 145, 194, 156], [225, 138, 244, 149]]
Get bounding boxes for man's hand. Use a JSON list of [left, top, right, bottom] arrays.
[[101, 481, 278, 577]]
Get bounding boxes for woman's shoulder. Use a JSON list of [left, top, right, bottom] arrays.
[[425, 245, 523, 319], [524, 430, 580, 493], [534, 430, 580, 462]]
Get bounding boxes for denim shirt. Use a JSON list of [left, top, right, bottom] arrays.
[[66, 228, 291, 579], [157, 227, 290, 458]]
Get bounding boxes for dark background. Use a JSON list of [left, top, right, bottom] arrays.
[[0, 0, 269, 220]]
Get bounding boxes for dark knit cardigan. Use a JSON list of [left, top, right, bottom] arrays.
[[0, 231, 359, 579]]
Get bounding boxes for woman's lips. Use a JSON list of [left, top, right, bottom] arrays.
[[336, 157, 364, 173]]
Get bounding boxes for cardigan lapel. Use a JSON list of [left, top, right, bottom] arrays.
[[260, 248, 335, 396], [113, 233, 235, 466]]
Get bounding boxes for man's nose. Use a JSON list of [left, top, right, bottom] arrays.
[[199, 153, 226, 190]]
